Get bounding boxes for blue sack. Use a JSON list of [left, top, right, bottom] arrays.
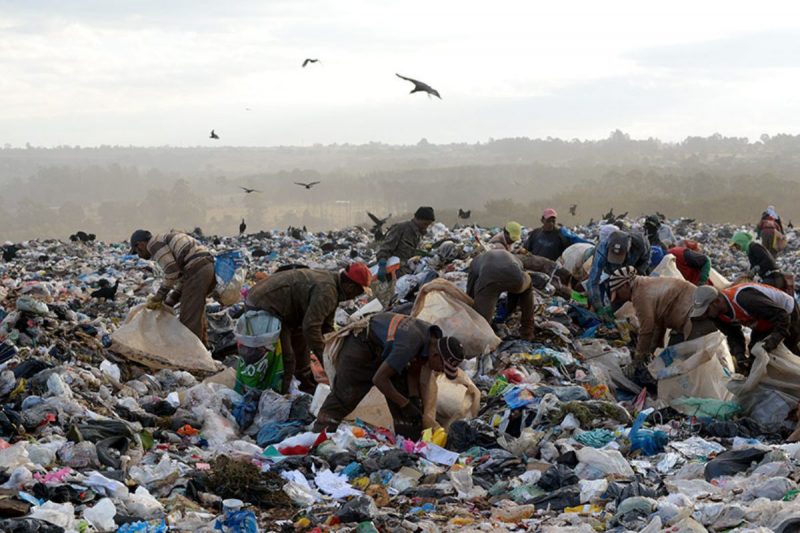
[[215, 251, 245, 285]]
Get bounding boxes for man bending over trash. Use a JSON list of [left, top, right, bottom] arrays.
[[690, 283, 800, 371], [246, 263, 371, 393], [467, 249, 535, 340], [313, 313, 464, 439], [130, 230, 215, 345], [607, 266, 695, 366]]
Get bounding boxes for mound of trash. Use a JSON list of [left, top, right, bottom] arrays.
[[0, 217, 798, 532]]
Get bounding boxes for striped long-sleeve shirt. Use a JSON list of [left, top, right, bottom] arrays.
[[147, 232, 212, 298]]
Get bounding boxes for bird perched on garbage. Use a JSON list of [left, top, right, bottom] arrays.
[[294, 181, 320, 190], [239, 219, 246, 235], [240, 186, 260, 194], [368, 212, 391, 241], [210, 130, 219, 139], [2, 244, 18, 262], [569, 204, 577, 216], [458, 208, 471, 220], [302, 58, 320, 67], [69, 231, 96, 243], [91, 279, 120, 301], [396, 73, 441, 99], [656, 211, 666, 221], [789, 220, 794, 229], [602, 208, 615, 221]]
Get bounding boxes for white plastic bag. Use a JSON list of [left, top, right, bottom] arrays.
[[110, 305, 217, 373], [234, 310, 281, 349], [411, 278, 500, 357], [649, 332, 735, 404]]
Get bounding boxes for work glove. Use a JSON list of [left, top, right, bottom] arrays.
[[164, 290, 181, 308], [145, 295, 163, 311], [377, 259, 388, 282], [597, 306, 615, 323], [399, 398, 423, 420], [659, 346, 676, 367]]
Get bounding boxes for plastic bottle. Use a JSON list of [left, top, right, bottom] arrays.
[[630, 408, 669, 456], [491, 504, 536, 522]]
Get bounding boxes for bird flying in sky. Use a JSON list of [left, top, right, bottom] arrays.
[[295, 181, 320, 189], [210, 129, 219, 139], [240, 186, 260, 194], [302, 58, 320, 68], [396, 73, 441, 99], [458, 208, 471, 219]]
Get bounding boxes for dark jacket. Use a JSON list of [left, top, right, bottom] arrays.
[[377, 220, 423, 275], [246, 269, 347, 357], [368, 313, 440, 374], [467, 249, 528, 296], [747, 242, 780, 279], [714, 285, 796, 357], [524, 226, 589, 261]]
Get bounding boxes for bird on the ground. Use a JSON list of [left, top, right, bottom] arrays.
[[396, 74, 441, 99], [240, 186, 260, 194], [91, 279, 120, 301], [294, 181, 320, 190], [239, 219, 246, 235], [367, 212, 391, 240], [458, 208, 471, 219], [302, 58, 320, 68], [569, 204, 577, 216], [70, 231, 96, 243], [2, 245, 19, 262], [210, 130, 219, 139]]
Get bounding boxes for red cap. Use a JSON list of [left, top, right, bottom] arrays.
[[344, 262, 371, 287], [542, 208, 558, 219]]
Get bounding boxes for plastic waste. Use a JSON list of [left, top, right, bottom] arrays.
[[704, 448, 768, 480], [575, 447, 634, 479], [630, 408, 669, 456], [110, 304, 218, 373], [84, 498, 117, 532], [214, 509, 259, 533]]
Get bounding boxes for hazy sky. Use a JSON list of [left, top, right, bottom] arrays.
[[2, 0, 800, 147]]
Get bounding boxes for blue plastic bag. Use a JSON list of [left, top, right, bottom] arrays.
[[215, 251, 246, 285], [214, 509, 259, 533]]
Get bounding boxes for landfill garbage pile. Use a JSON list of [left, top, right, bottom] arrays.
[[0, 218, 799, 532]]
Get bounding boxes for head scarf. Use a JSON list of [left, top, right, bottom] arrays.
[[730, 231, 753, 252], [608, 266, 637, 292]]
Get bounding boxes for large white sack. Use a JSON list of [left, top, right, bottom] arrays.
[[560, 243, 595, 281], [411, 279, 500, 358], [110, 305, 217, 373], [649, 332, 735, 405]]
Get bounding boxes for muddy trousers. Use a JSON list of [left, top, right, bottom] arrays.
[[179, 260, 216, 346], [472, 282, 535, 338], [279, 327, 317, 394], [313, 334, 420, 438]]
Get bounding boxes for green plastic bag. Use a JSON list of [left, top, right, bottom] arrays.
[[235, 339, 284, 394], [671, 397, 741, 421]]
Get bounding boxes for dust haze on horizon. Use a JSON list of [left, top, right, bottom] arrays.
[[2, 1, 800, 242]]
